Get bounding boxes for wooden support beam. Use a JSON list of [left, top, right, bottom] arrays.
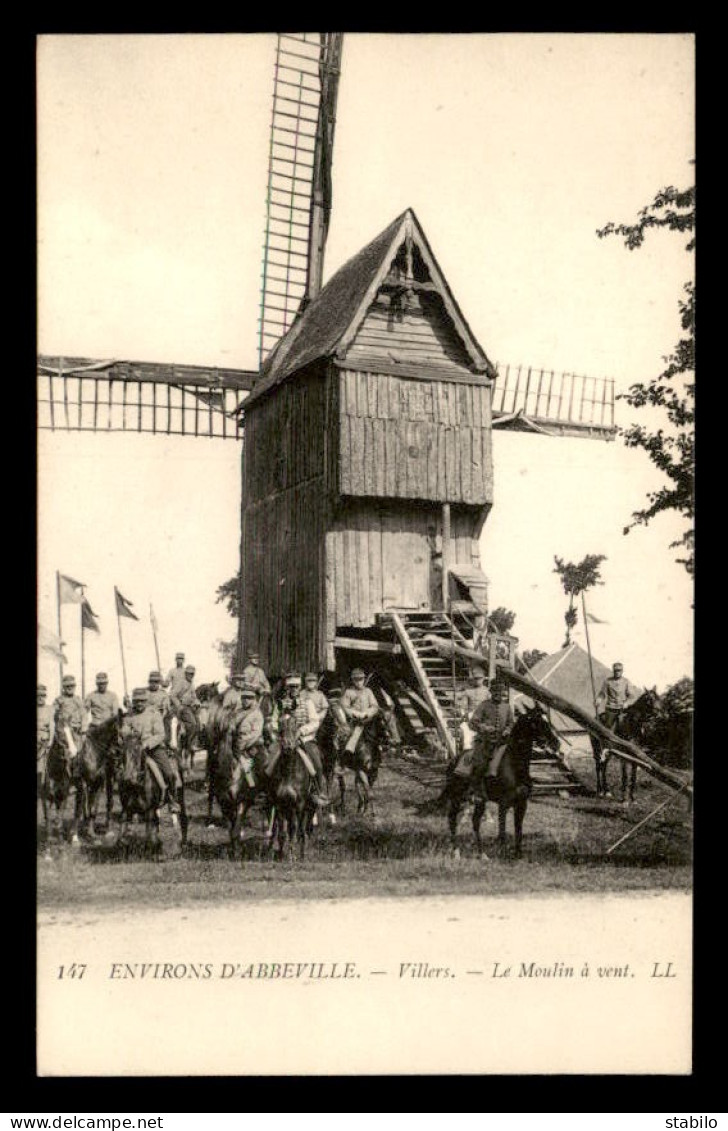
[[334, 636, 402, 654]]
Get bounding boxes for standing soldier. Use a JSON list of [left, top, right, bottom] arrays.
[[167, 652, 188, 697], [595, 661, 639, 803], [53, 674, 86, 766], [470, 675, 514, 782], [120, 687, 180, 812], [242, 651, 271, 697]]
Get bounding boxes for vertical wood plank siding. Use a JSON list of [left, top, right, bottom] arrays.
[[324, 500, 483, 636], [241, 370, 328, 675], [336, 369, 493, 506]]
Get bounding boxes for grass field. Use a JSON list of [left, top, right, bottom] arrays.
[[37, 746, 692, 909]]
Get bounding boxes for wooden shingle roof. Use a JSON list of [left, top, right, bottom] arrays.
[[246, 208, 494, 407]]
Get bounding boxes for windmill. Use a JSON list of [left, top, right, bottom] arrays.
[[38, 34, 619, 774]]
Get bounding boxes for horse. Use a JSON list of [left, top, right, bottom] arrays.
[[202, 688, 276, 827], [117, 732, 188, 851], [73, 717, 120, 838], [44, 728, 82, 843], [270, 709, 317, 861], [446, 704, 561, 859], [318, 695, 398, 816], [209, 715, 276, 855], [590, 688, 661, 803]]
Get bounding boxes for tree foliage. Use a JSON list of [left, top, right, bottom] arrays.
[[488, 607, 516, 635], [522, 648, 547, 670], [216, 573, 240, 620], [553, 553, 607, 647], [598, 183, 695, 574]]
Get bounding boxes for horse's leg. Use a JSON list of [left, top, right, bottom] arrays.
[[472, 797, 487, 859], [105, 762, 115, 829], [513, 797, 528, 859], [629, 764, 637, 805], [338, 771, 346, 816], [448, 783, 464, 857], [497, 804, 507, 851], [355, 770, 369, 815], [70, 778, 83, 845]]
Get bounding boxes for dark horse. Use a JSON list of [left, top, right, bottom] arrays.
[[318, 695, 400, 816], [590, 688, 661, 804], [269, 710, 316, 861], [117, 732, 188, 851], [44, 728, 82, 843], [74, 718, 120, 838], [210, 716, 275, 856], [447, 705, 560, 859], [202, 690, 275, 827]]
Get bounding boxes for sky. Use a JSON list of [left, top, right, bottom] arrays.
[[37, 33, 695, 695]]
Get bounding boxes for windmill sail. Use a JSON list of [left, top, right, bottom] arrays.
[[259, 32, 344, 368]]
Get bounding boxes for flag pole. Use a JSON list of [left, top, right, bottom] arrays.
[[116, 591, 128, 702], [80, 604, 86, 700], [581, 591, 599, 716], [55, 570, 63, 694], [150, 604, 161, 671]]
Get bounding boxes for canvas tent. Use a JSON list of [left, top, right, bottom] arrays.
[[514, 643, 642, 745]]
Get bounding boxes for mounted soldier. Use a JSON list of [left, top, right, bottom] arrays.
[[85, 671, 121, 729], [340, 667, 379, 755], [456, 666, 490, 719], [167, 652, 188, 697], [241, 651, 271, 697], [170, 664, 200, 768], [53, 674, 86, 766], [470, 675, 514, 782], [37, 683, 54, 817], [279, 672, 329, 807], [119, 687, 180, 812], [300, 671, 329, 729], [229, 682, 266, 790], [147, 669, 172, 741]]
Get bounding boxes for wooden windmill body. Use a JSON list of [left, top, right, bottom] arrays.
[[240, 207, 495, 679]]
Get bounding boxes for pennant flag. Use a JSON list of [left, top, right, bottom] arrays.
[[58, 573, 85, 604], [114, 587, 139, 621], [81, 598, 100, 633], [38, 624, 66, 662], [585, 612, 609, 624]]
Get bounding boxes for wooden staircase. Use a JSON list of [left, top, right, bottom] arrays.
[[529, 750, 588, 795], [385, 610, 469, 760]]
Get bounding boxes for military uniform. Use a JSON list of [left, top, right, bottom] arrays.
[[120, 704, 178, 799], [53, 693, 86, 751], [84, 689, 121, 726], [470, 696, 514, 777], [37, 702, 53, 748], [300, 686, 329, 726], [167, 663, 188, 698], [341, 685, 379, 724], [596, 675, 637, 733], [242, 662, 271, 697]]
